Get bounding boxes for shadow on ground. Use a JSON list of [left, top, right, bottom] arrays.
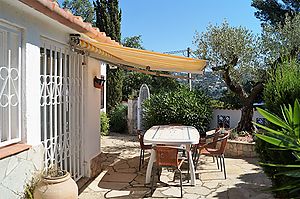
[[78, 133, 273, 199]]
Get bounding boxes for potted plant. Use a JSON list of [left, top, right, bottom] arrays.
[[33, 165, 78, 199]]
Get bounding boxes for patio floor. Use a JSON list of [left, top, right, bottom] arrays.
[[79, 133, 274, 199]]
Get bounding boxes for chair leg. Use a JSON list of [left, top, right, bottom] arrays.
[[213, 155, 215, 163], [178, 169, 183, 198], [139, 149, 143, 171], [151, 166, 155, 195], [143, 150, 145, 164], [194, 152, 200, 170], [219, 155, 223, 172], [222, 154, 227, 179], [216, 155, 219, 169]]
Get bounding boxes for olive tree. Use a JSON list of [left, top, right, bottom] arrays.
[[194, 21, 265, 132]]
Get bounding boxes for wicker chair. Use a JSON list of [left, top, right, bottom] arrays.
[[194, 132, 230, 179], [151, 146, 185, 198], [192, 129, 221, 169], [137, 130, 152, 171]]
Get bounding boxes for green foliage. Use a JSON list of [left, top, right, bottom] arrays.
[[262, 14, 300, 65], [62, 0, 95, 23], [143, 87, 212, 134], [251, 0, 300, 26], [94, 0, 123, 113], [211, 90, 243, 109], [107, 68, 125, 113], [100, 112, 110, 136], [257, 59, 300, 197], [150, 75, 180, 94], [122, 71, 180, 100], [122, 35, 144, 49], [264, 59, 300, 115], [254, 100, 300, 197], [21, 173, 41, 199], [194, 21, 265, 132], [94, 0, 121, 42], [122, 72, 151, 100], [194, 21, 262, 85], [109, 104, 128, 133]]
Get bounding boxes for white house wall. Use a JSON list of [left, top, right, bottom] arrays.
[[0, 1, 104, 196], [83, 57, 101, 177]]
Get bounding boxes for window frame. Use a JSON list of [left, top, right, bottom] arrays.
[[0, 21, 23, 147]]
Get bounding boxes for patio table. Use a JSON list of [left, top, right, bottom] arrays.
[[144, 125, 200, 186]]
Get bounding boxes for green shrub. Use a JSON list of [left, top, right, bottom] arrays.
[[255, 59, 300, 198], [264, 59, 300, 115], [122, 71, 180, 100], [100, 112, 110, 136], [143, 87, 212, 134], [210, 90, 243, 109], [254, 100, 300, 197], [109, 104, 128, 133]]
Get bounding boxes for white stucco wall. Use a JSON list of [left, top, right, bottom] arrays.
[[83, 57, 101, 177], [209, 109, 265, 129], [0, 0, 105, 193]]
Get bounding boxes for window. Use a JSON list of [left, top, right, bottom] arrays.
[[0, 22, 22, 147]]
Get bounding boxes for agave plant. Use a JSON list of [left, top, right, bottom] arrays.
[[254, 99, 300, 193]]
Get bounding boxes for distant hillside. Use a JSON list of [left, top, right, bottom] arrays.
[[176, 70, 228, 99]]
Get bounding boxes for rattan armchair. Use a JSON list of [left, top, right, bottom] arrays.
[[151, 146, 185, 198], [192, 129, 221, 169], [137, 130, 152, 171], [194, 132, 229, 179]]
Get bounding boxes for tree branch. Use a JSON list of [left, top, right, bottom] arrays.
[[212, 56, 248, 100], [248, 82, 264, 102]]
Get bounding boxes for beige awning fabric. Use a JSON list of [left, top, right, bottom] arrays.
[[78, 38, 207, 74]]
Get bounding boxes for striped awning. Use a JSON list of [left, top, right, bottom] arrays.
[[78, 38, 207, 74]]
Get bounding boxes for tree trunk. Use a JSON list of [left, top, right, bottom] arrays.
[[237, 103, 254, 132]]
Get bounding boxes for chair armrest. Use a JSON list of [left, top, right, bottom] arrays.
[[199, 136, 227, 149]]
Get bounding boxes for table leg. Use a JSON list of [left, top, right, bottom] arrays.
[[186, 144, 196, 186], [145, 148, 156, 184]]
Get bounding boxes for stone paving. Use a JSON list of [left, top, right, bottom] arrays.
[[79, 133, 274, 199]]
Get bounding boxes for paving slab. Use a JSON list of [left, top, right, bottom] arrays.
[[79, 132, 274, 199]]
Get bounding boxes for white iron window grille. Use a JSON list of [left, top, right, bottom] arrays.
[[40, 39, 84, 181], [0, 22, 22, 147]]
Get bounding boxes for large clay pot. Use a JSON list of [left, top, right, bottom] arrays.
[[34, 171, 78, 199]]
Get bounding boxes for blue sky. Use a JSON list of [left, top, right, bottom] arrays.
[[119, 0, 261, 53], [58, 0, 262, 53]]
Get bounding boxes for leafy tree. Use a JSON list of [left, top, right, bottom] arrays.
[[121, 35, 180, 100], [94, 0, 121, 42], [262, 14, 300, 65], [252, 0, 300, 26], [122, 35, 144, 49], [62, 0, 95, 23], [94, 0, 123, 113], [194, 21, 265, 132]]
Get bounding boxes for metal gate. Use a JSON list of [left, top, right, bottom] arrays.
[[40, 39, 84, 181], [137, 84, 150, 131]]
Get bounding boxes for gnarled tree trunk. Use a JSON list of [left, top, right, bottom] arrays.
[[215, 59, 264, 132], [237, 101, 254, 132]]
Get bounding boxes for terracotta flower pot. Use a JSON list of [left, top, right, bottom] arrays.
[[34, 171, 78, 199]]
